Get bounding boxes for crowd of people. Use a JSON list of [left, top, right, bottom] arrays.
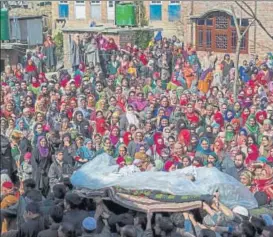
[[1, 32, 273, 237]]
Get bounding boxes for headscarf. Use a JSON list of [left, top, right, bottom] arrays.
[[15, 118, 29, 131], [126, 106, 139, 128], [196, 137, 212, 155], [123, 132, 132, 146], [225, 127, 235, 143], [245, 115, 259, 135], [158, 116, 169, 132], [164, 160, 174, 172], [245, 144, 259, 165], [255, 110, 267, 125], [37, 136, 49, 158], [252, 164, 273, 199], [240, 171, 253, 186], [224, 109, 235, 123], [153, 132, 165, 156], [178, 129, 191, 146], [109, 126, 120, 146]]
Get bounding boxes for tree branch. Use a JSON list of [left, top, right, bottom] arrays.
[[241, 1, 256, 17], [241, 19, 255, 38], [235, 0, 273, 40], [235, 1, 253, 18], [231, 6, 241, 37]]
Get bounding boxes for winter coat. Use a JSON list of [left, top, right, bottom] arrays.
[[0, 135, 13, 177], [18, 162, 33, 181], [48, 159, 74, 191], [18, 214, 45, 237], [37, 223, 59, 237], [31, 148, 52, 196], [63, 209, 90, 236]]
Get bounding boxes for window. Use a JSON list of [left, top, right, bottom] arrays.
[[150, 1, 162, 21], [196, 11, 248, 53], [59, 1, 69, 18], [169, 0, 180, 4], [108, 0, 114, 7], [75, 0, 86, 19], [90, 1, 101, 20], [168, 1, 181, 21], [231, 30, 247, 50]]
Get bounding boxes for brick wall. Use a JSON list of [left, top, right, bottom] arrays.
[[52, 1, 110, 30], [181, 1, 273, 57]]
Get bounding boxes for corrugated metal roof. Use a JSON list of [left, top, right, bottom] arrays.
[[62, 26, 163, 34], [0, 43, 28, 50]]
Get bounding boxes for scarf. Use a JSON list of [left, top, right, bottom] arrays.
[[153, 133, 165, 156], [224, 110, 235, 123], [245, 144, 259, 165], [126, 111, 139, 128], [123, 132, 132, 146], [109, 126, 119, 146], [196, 137, 212, 155], [37, 136, 49, 157], [245, 115, 259, 134], [225, 131, 235, 143]]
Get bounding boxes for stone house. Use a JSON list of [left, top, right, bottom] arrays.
[[51, 1, 273, 58]]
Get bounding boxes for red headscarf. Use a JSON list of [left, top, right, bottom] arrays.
[[241, 109, 250, 126], [178, 129, 191, 146], [116, 157, 125, 168], [255, 110, 267, 125], [252, 164, 273, 200], [25, 61, 37, 73], [214, 112, 224, 128], [154, 132, 165, 156], [123, 132, 132, 146], [96, 117, 107, 136], [245, 144, 259, 165], [164, 160, 174, 172]]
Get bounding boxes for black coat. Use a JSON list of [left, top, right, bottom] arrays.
[[63, 209, 90, 236], [37, 223, 59, 237], [0, 135, 13, 177], [18, 215, 45, 237], [31, 148, 52, 196]]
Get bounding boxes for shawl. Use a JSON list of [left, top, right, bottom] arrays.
[[225, 130, 235, 143], [178, 129, 191, 146], [213, 112, 224, 128], [126, 111, 139, 128], [241, 111, 249, 126], [25, 63, 37, 72], [131, 99, 148, 112], [252, 164, 273, 199], [224, 110, 235, 123], [123, 132, 132, 146], [109, 126, 120, 146], [37, 136, 49, 158], [15, 118, 29, 132], [245, 144, 259, 165], [153, 132, 165, 156], [76, 146, 94, 160], [95, 117, 107, 136], [245, 115, 260, 135], [256, 110, 267, 125], [196, 137, 212, 155]]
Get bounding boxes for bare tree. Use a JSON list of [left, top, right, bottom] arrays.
[[235, 0, 273, 40], [230, 6, 255, 98]]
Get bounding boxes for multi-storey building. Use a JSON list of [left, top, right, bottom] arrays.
[[51, 1, 273, 57]]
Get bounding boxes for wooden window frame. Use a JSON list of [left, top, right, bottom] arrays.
[[196, 12, 248, 54]]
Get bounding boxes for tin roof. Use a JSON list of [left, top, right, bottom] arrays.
[[62, 26, 162, 34]]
